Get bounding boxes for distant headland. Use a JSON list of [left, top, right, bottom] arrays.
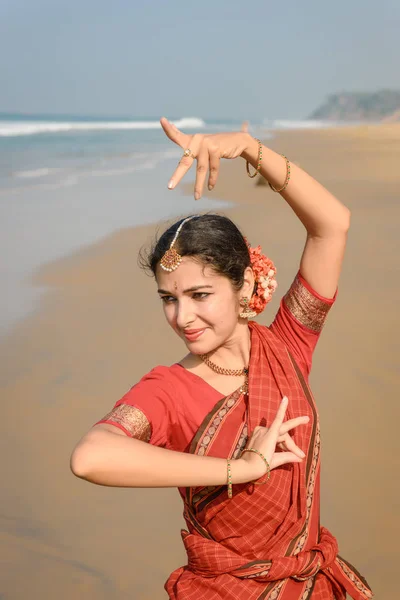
[[309, 90, 400, 122]]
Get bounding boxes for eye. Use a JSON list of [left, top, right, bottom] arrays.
[[192, 292, 211, 300], [160, 296, 176, 304]]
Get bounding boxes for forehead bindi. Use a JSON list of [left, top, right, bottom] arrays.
[[156, 262, 218, 295]]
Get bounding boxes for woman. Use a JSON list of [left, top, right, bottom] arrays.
[[70, 119, 373, 599]]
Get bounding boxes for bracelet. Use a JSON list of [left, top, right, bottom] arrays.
[[268, 154, 291, 193], [246, 138, 262, 178], [240, 448, 271, 485], [227, 459, 233, 498]]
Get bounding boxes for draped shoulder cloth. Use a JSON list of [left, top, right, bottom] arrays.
[[165, 322, 373, 600]]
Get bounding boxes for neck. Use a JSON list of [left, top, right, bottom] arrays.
[[205, 322, 251, 368]]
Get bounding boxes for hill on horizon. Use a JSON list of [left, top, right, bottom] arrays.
[[309, 90, 400, 122]]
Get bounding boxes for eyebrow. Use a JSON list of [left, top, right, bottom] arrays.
[[157, 285, 214, 294]]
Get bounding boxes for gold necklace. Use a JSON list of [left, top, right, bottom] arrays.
[[199, 354, 249, 394]]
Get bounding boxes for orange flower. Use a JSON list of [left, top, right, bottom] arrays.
[[244, 238, 277, 315]]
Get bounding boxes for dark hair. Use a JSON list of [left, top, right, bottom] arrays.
[[139, 214, 251, 291]]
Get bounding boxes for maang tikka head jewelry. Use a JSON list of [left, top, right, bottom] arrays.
[[160, 215, 198, 272]]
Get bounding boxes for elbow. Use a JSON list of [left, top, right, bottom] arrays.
[[333, 206, 351, 235], [324, 207, 351, 238], [342, 207, 351, 233], [70, 440, 95, 480]]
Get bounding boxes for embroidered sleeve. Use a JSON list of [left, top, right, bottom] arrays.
[[99, 405, 151, 442], [283, 273, 335, 333]]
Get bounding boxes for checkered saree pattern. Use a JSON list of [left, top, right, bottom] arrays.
[[165, 323, 373, 600]]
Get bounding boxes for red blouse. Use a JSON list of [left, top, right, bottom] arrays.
[[95, 272, 336, 458]]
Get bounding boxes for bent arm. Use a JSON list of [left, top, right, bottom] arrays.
[[242, 138, 350, 298], [70, 424, 257, 488]]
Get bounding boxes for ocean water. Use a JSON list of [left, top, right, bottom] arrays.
[[0, 113, 336, 334]]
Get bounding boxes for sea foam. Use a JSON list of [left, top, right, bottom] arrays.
[[14, 168, 56, 179], [264, 119, 337, 130], [0, 117, 205, 137]]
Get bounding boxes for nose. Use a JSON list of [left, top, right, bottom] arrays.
[[175, 299, 195, 330]]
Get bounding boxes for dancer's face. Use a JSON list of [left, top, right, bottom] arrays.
[[156, 257, 252, 353]]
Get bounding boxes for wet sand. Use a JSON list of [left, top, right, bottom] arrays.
[[1, 124, 399, 598]]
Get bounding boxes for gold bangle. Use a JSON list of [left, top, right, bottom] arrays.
[[227, 459, 233, 498], [240, 448, 271, 485], [246, 138, 262, 178], [268, 154, 291, 193]]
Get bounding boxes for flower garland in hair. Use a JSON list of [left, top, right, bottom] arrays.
[[244, 238, 278, 314]]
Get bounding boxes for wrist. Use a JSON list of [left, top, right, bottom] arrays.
[[240, 134, 260, 163], [232, 456, 265, 484]]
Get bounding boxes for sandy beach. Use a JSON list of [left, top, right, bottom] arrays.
[[0, 124, 399, 599]]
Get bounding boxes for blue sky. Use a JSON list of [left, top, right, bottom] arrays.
[[0, 0, 399, 120]]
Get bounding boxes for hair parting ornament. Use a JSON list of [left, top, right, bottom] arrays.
[[159, 215, 199, 272]]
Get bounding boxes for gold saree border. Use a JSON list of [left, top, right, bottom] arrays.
[[336, 556, 373, 599], [285, 351, 320, 557], [255, 352, 320, 600], [284, 275, 332, 333], [185, 386, 245, 512], [98, 405, 151, 441]]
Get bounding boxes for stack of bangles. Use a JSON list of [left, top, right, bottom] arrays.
[[246, 137, 291, 193], [226, 448, 271, 499]]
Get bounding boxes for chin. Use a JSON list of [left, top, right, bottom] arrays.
[[188, 339, 224, 356]]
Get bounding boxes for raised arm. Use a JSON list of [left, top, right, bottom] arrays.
[[161, 119, 350, 299], [242, 138, 350, 298]]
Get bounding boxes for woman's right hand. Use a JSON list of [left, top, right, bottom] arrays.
[[239, 397, 309, 481]]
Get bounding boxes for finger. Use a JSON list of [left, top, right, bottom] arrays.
[[207, 145, 221, 190], [167, 134, 203, 190], [281, 435, 306, 459], [271, 452, 304, 470], [194, 147, 209, 200], [279, 416, 309, 436], [270, 396, 288, 431], [160, 117, 190, 149]]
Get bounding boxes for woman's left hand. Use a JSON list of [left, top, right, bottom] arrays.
[[160, 117, 253, 200]]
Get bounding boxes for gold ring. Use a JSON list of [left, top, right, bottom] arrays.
[[182, 148, 196, 159]]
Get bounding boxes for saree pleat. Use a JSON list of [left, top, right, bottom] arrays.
[[165, 322, 373, 599]]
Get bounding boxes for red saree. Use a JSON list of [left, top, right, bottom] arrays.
[[165, 322, 373, 600]]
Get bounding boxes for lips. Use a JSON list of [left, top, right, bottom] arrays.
[[183, 328, 206, 341], [184, 328, 205, 334]]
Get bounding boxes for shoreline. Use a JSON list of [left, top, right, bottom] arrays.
[[1, 124, 399, 598], [0, 158, 233, 337], [5, 120, 400, 336]]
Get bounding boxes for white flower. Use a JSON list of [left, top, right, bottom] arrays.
[[263, 290, 271, 300], [268, 269, 275, 277]]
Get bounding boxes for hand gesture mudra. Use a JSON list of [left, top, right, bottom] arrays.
[[160, 117, 251, 200], [240, 397, 309, 480]]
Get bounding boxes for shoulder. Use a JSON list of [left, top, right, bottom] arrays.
[[135, 363, 191, 387], [122, 363, 193, 405], [138, 364, 177, 386], [124, 365, 178, 398]]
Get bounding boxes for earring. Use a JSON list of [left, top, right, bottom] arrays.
[[239, 297, 257, 319]]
